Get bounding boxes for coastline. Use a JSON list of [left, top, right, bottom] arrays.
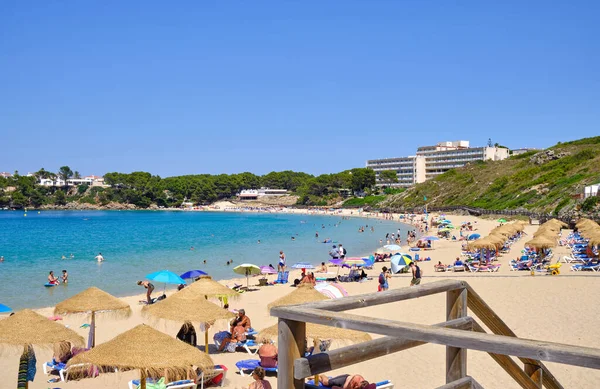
[[6, 211, 600, 388]]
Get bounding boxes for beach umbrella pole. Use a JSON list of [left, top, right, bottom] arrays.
[[140, 370, 147, 389], [205, 328, 209, 354], [90, 311, 96, 348]]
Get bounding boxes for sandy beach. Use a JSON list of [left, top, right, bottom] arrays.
[[2, 211, 600, 389]]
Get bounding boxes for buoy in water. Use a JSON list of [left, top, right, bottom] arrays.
[[24, 214, 27, 217]]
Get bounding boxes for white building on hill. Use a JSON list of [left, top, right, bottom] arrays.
[[367, 140, 511, 187]]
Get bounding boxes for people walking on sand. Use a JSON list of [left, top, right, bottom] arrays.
[[278, 251, 286, 272], [95, 252, 105, 262], [378, 266, 390, 292], [410, 262, 422, 286], [329, 245, 339, 260]]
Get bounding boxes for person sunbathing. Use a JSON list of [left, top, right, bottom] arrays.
[[230, 309, 251, 333], [317, 262, 328, 272], [219, 324, 247, 352], [258, 339, 278, 368], [315, 374, 376, 389]]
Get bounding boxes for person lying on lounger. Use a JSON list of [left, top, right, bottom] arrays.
[[314, 373, 376, 389]]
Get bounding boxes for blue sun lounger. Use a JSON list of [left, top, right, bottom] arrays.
[[305, 378, 394, 388], [235, 359, 277, 376], [274, 271, 289, 284]]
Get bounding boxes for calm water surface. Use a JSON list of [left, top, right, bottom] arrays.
[[0, 210, 410, 310]]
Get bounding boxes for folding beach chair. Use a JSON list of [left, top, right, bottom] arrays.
[[274, 271, 289, 284]]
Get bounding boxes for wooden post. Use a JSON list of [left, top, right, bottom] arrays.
[[446, 288, 467, 383], [278, 318, 306, 389], [205, 329, 209, 354], [140, 370, 147, 389], [524, 363, 543, 389], [90, 311, 96, 348]]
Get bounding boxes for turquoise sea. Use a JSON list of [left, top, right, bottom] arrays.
[[0, 210, 409, 310]]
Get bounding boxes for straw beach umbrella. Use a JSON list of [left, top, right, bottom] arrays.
[[268, 283, 329, 310], [142, 286, 234, 354], [185, 276, 240, 300], [467, 238, 498, 251], [68, 324, 213, 389], [524, 236, 557, 250], [0, 310, 84, 389], [54, 287, 131, 348], [258, 322, 372, 344], [264, 284, 371, 344]]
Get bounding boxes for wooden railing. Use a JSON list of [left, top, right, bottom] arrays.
[[270, 280, 600, 389]]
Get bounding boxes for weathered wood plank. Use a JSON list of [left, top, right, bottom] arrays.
[[276, 280, 465, 313], [433, 376, 473, 389], [277, 319, 305, 389], [271, 306, 600, 370], [471, 320, 543, 389], [446, 289, 468, 383], [471, 377, 485, 389], [466, 284, 564, 389], [293, 317, 474, 379], [525, 364, 543, 389]]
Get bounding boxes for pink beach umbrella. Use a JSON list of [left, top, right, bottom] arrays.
[[260, 266, 277, 275], [315, 283, 349, 299]]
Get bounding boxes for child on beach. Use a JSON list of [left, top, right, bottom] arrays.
[[61, 270, 68, 284]]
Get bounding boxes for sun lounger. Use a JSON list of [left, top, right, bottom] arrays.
[[453, 265, 465, 272], [128, 378, 195, 389], [274, 271, 290, 284], [235, 359, 278, 376], [44, 361, 102, 382], [197, 365, 228, 389], [571, 263, 600, 272], [236, 339, 259, 354], [305, 378, 394, 388]]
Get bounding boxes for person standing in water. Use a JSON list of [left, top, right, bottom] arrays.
[[61, 270, 68, 284], [95, 253, 105, 262], [48, 271, 59, 285]]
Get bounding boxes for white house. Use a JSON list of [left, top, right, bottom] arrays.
[[584, 183, 600, 199]]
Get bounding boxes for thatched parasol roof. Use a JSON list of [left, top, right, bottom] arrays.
[[0, 309, 84, 350], [54, 287, 131, 317], [68, 324, 213, 377], [267, 284, 329, 310], [486, 234, 506, 245], [185, 276, 240, 299], [545, 219, 569, 228], [467, 238, 499, 250], [576, 218, 598, 229], [524, 236, 556, 249], [587, 234, 600, 247], [258, 322, 372, 344], [142, 285, 234, 324]]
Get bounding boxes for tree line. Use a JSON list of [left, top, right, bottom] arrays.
[[0, 167, 376, 208]]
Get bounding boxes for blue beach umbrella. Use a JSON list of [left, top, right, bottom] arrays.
[[146, 270, 186, 294], [384, 244, 402, 251], [390, 254, 412, 274], [421, 236, 440, 241], [468, 234, 481, 241], [180, 270, 208, 280], [0, 303, 12, 313]]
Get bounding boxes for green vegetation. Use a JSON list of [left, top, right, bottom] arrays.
[[342, 195, 385, 208], [382, 136, 600, 215], [0, 167, 375, 209]]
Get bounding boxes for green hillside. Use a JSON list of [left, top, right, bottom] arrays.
[[381, 137, 600, 216]]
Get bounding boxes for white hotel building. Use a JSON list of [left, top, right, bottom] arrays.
[[367, 141, 510, 187]]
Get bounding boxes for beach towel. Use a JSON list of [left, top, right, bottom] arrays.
[[18, 345, 36, 388]]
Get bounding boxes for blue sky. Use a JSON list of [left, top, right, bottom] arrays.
[[1, 1, 598, 177]]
